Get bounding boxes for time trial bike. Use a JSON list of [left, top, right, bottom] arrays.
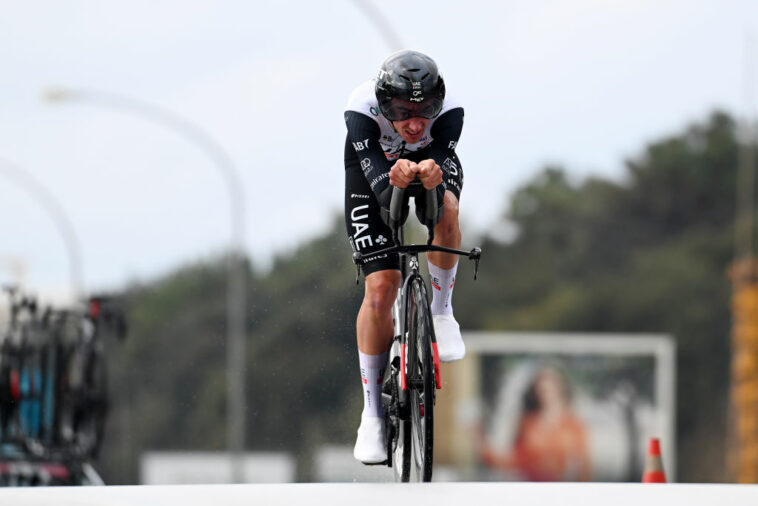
[[353, 183, 481, 482]]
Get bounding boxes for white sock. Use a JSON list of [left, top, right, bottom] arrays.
[[428, 260, 458, 316], [359, 351, 388, 418]]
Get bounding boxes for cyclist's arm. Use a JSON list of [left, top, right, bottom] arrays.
[[344, 111, 394, 207], [429, 107, 464, 190], [411, 107, 463, 222]]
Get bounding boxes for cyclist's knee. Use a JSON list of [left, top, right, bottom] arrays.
[[364, 270, 401, 313], [436, 192, 460, 237]]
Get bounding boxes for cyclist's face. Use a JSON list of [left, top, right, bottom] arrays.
[[392, 117, 430, 144]]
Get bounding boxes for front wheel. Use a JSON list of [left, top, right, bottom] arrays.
[[387, 348, 411, 482], [406, 277, 435, 482]]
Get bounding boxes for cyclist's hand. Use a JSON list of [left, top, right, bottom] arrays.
[[416, 159, 442, 190], [389, 159, 418, 188]]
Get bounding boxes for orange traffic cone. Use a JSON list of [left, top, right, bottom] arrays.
[[642, 437, 667, 483]]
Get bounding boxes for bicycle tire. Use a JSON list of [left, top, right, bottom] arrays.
[[391, 351, 411, 482], [406, 276, 434, 482], [391, 289, 412, 482]]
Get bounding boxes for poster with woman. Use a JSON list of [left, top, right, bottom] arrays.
[[477, 361, 593, 481], [437, 332, 675, 482]]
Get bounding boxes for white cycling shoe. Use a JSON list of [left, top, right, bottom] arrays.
[[434, 314, 465, 362], [353, 416, 386, 464]]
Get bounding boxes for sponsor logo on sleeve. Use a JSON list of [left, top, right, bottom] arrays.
[[446, 178, 461, 193], [442, 157, 458, 176], [361, 158, 372, 175], [353, 138, 370, 151], [369, 172, 389, 190]]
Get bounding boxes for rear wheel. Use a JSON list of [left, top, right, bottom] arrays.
[[406, 277, 434, 482]]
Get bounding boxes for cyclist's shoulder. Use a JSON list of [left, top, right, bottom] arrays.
[[437, 93, 464, 120], [346, 79, 382, 119]]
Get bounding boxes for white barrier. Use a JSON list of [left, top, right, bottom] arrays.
[[2, 482, 758, 506], [140, 452, 296, 484]]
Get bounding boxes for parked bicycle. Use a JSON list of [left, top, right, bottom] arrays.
[[353, 184, 481, 482], [1, 286, 43, 444], [59, 296, 126, 459], [1, 286, 126, 485]]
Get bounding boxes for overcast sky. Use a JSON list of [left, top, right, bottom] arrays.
[[1, 0, 757, 304]]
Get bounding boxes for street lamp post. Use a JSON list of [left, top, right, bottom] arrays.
[[43, 88, 248, 482], [0, 158, 84, 303], [350, 0, 403, 52]]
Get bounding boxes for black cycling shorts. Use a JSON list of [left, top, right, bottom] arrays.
[[344, 141, 463, 276]]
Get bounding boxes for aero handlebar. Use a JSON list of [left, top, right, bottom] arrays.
[[353, 183, 481, 282]]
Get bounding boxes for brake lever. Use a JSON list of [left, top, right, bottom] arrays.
[[469, 247, 482, 280]]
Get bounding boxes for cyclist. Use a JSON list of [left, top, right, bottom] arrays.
[[344, 50, 465, 463]]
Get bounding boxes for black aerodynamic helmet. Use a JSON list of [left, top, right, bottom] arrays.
[[375, 50, 446, 122]]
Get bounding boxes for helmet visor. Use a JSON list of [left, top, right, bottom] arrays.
[[380, 98, 443, 122]]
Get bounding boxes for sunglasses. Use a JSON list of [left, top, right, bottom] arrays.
[[381, 98, 443, 122]]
